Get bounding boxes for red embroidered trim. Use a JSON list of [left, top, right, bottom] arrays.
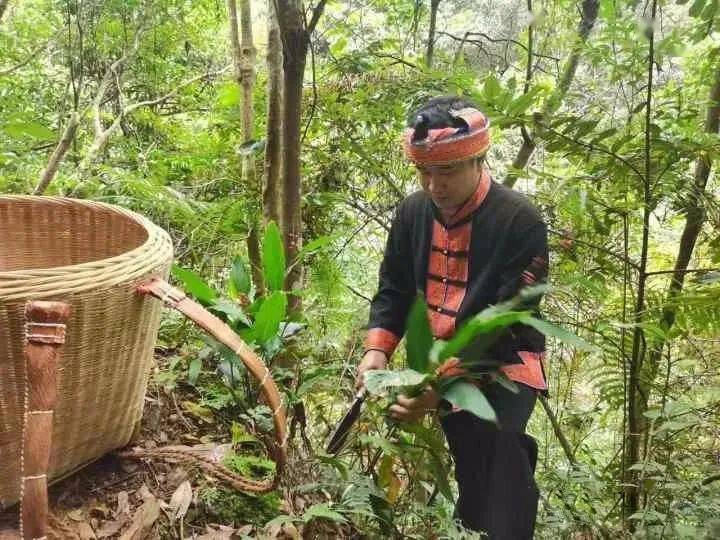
[[364, 328, 401, 356], [500, 351, 547, 391], [403, 109, 491, 166]]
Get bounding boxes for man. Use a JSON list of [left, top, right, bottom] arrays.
[[356, 96, 548, 539]]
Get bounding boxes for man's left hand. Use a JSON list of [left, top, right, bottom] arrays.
[[388, 387, 440, 423]]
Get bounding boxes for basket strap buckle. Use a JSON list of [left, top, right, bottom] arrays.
[[138, 278, 187, 307], [25, 322, 66, 345]]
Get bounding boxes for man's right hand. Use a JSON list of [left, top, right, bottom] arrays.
[[355, 349, 388, 390]]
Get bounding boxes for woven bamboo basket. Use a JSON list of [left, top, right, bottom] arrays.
[[0, 196, 174, 508], [0, 196, 287, 522]]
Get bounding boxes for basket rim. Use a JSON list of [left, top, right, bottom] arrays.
[[0, 195, 173, 299], [0, 195, 168, 277]]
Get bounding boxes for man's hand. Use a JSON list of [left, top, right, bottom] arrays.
[[355, 349, 388, 390], [388, 387, 440, 423]]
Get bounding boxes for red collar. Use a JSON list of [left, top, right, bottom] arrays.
[[442, 169, 492, 226]]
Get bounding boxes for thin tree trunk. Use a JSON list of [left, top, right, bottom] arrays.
[[276, 0, 327, 311], [0, 0, 9, 23], [504, 0, 599, 188], [624, 0, 657, 523], [263, 0, 282, 226], [33, 112, 79, 195], [281, 45, 306, 308], [425, 0, 441, 68], [630, 53, 720, 515], [228, 0, 264, 294]]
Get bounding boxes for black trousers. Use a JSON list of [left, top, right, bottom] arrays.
[[440, 383, 539, 539]]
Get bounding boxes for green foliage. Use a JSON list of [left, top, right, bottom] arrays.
[[199, 487, 281, 526], [3, 0, 720, 535], [405, 295, 434, 373], [442, 381, 497, 423], [262, 222, 286, 292]]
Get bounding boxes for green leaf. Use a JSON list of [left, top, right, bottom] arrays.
[[262, 222, 286, 291], [171, 265, 217, 305], [438, 310, 531, 361], [441, 381, 497, 423], [519, 315, 596, 351], [484, 74, 502, 100], [357, 434, 402, 456], [405, 295, 433, 373], [302, 503, 347, 524], [493, 372, 520, 394], [211, 299, 252, 327], [296, 235, 334, 260], [216, 82, 241, 108], [688, 0, 705, 16], [363, 369, 428, 396], [3, 121, 55, 140], [228, 257, 251, 298], [507, 87, 540, 116], [428, 452, 453, 502], [188, 358, 201, 385], [253, 291, 287, 344], [231, 421, 260, 445], [330, 37, 347, 56]]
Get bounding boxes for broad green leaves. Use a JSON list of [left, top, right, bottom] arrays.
[[405, 295, 433, 373], [171, 265, 217, 305], [438, 310, 531, 361], [228, 256, 251, 298], [253, 291, 287, 344], [2, 121, 55, 140], [262, 222, 285, 292], [442, 381, 497, 423], [363, 369, 428, 396]]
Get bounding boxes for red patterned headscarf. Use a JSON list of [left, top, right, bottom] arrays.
[[402, 107, 491, 166]]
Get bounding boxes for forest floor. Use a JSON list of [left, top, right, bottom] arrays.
[[0, 356, 299, 540]]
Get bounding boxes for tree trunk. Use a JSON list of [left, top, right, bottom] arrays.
[[624, 0, 657, 522], [504, 0, 599, 188], [263, 0, 282, 226], [280, 37, 307, 309], [34, 112, 79, 195], [628, 54, 720, 520], [228, 0, 264, 295], [425, 0, 441, 68], [0, 0, 9, 23]]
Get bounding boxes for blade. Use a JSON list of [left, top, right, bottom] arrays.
[[326, 390, 366, 455]]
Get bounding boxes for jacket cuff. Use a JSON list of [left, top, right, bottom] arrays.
[[364, 328, 401, 357]]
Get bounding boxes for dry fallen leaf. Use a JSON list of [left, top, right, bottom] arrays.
[[237, 524, 253, 536], [67, 509, 85, 522], [196, 524, 237, 540], [136, 484, 154, 502], [95, 518, 126, 539], [118, 496, 160, 540], [168, 480, 192, 521], [116, 491, 130, 516], [76, 521, 97, 540]]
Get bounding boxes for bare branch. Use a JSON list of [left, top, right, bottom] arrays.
[[80, 65, 231, 170], [33, 112, 80, 195], [307, 0, 329, 34], [0, 30, 63, 77]]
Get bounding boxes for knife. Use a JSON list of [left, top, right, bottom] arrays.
[[326, 389, 367, 455]]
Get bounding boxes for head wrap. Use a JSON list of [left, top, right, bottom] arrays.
[[402, 107, 491, 166]]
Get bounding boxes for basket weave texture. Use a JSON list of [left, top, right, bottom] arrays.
[[0, 196, 173, 507]]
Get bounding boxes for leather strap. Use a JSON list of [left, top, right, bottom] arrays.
[[135, 278, 287, 491], [21, 301, 70, 540]]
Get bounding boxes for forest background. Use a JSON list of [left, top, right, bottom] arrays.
[[1, 0, 720, 538]]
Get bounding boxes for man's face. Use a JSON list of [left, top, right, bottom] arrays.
[[416, 158, 481, 211]]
